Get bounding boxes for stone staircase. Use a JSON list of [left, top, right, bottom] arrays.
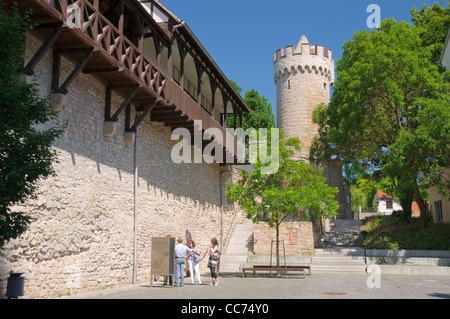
[[220, 219, 369, 275], [219, 219, 254, 274], [313, 220, 367, 273], [320, 220, 364, 247]]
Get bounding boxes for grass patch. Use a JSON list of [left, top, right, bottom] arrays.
[[361, 216, 450, 250]]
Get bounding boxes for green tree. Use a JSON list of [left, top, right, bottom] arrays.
[[0, 2, 64, 247], [311, 18, 450, 227], [411, 2, 450, 65], [350, 187, 367, 212], [226, 132, 338, 266], [240, 90, 276, 131]]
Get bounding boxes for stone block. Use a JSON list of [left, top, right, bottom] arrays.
[[20, 74, 33, 84], [124, 131, 135, 144], [103, 121, 117, 137], [51, 93, 67, 109]]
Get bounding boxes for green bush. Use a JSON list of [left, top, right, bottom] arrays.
[[362, 216, 450, 250]]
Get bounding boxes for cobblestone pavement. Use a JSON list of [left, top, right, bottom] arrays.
[[60, 273, 450, 299]]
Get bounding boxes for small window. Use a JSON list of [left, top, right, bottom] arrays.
[[288, 80, 291, 90], [435, 201, 443, 222], [386, 200, 393, 209]]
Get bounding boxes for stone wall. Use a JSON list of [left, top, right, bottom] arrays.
[[0, 34, 244, 298], [253, 221, 315, 257]]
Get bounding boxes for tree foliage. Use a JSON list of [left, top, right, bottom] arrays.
[[0, 2, 64, 247], [226, 132, 338, 265], [228, 80, 276, 131], [411, 2, 450, 65], [311, 16, 450, 226]]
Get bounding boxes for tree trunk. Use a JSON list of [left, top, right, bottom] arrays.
[[400, 198, 412, 222], [398, 180, 414, 222]]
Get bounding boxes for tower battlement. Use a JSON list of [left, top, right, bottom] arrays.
[[274, 35, 334, 84]]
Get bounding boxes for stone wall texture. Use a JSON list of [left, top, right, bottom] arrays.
[[253, 222, 315, 256], [0, 34, 244, 298]]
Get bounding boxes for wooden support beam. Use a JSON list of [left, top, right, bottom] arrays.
[[195, 60, 204, 102], [210, 81, 218, 112], [125, 103, 132, 134], [52, 49, 61, 93], [83, 67, 122, 74], [239, 111, 243, 128], [118, 0, 125, 32], [166, 45, 172, 101], [176, 40, 187, 89], [222, 93, 229, 128], [158, 115, 189, 123], [232, 103, 237, 130], [150, 108, 183, 121], [105, 84, 112, 121], [151, 105, 178, 112], [109, 84, 141, 90], [165, 120, 194, 127], [110, 85, 140, 122], [133, 98, 160, 106], [127, 99, 158, 132], [22, 24, 63, 76]]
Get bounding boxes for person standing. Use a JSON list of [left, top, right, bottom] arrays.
[[174, 237, 190, 287], [187, 240, 203, 285], [207, 237, 220, 286]]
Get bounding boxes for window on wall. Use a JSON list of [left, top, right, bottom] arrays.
[[435, 201, 443, 222], [288, 80, 290, 90]]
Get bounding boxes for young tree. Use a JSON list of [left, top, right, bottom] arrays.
[[226, 132, 338, 266], [0, 2, 64, 247], [311, 18, 450, 226]]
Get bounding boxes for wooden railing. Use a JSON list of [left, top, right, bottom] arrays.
[[44, 0, 167, 99]]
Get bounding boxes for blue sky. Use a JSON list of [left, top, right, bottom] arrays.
[[159, 0, 448, 122]]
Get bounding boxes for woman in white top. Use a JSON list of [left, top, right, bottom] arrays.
[[187, 240, 202, 285]]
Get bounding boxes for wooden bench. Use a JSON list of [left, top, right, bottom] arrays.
[[242, 265, 311, 279]]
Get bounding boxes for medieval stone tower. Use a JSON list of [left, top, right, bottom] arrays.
[[274, 35, 350, 219]]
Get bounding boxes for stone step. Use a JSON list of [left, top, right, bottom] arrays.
[[314, 248, 365, 256], [220, 219, 255, 273], [320, 231, 364, 247], [329, 220, 362, 232], [310, 247, 367, 274], [312, 256, 366, 263], [310, 264, 367, 274]]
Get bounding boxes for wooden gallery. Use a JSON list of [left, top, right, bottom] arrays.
[[0, 0, 251, 298]]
